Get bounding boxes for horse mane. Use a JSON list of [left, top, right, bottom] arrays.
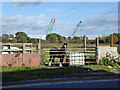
[[60, 43, 67, 50]]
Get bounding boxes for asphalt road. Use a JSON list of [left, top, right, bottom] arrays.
[[2, 79, 120, 89]]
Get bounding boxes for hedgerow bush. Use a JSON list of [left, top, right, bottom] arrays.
[[99, 52, 120, 67]]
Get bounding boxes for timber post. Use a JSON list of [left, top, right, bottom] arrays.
[[95, 37, 99, 64], [84, 35, 86, 59], [38, 39, 41, 65], [22, 43, 25, 66], [0, 43, 2, 54], [0, 43, 2, 67], [110, 34, 113, 47], [30, 44, 32, 53], [38, 39, 41, 54]]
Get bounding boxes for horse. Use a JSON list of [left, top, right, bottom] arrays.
[[49, 43, 67, 66]]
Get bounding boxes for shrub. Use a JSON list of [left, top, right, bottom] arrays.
[[99, 52, 120, 67]]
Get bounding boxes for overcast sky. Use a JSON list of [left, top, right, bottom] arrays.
[[1, 1, 118, 36]]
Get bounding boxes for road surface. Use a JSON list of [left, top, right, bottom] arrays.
[[2, 79, 119, 89]]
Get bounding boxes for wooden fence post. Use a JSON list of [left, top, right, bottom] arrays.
[[22, 43, 25, 66], [84, 35, 86, 59], [38, 39, 41, 65], [95, 37, 99, 64], [0, 43, 2, 54], [0, 43, 2, 67], [30, 44, 32, 53], [42, 50, 45, 65], [38, 39, 41, 54], [110, 34, 113, 47]]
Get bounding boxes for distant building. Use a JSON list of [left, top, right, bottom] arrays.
[[28, 35, 101, 40], [28, 35, 46, 40]]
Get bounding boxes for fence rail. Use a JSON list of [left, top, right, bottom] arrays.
[[1, 34, 115, 66], [42, 46, 97, 64], [2, 43, 33, 45], [41, 35, 101, 65], [1, 42, 40, 66]]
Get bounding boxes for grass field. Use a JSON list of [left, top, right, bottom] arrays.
[[38, 43, 119, 63], [2, 65, 120, 82], [42, 46, 96, 63]]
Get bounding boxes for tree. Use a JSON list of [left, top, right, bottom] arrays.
[[2, 34, 9, 43], [105, 36, 110, 43], [46, 34, 58, 43], [2, 37, 9, 43], [0, 36, 2, 42], [56, 34, 64, 43], [46, 33, 63, 43], [15, 32, 30, 43], [98, 35, 110, 44], [8, 34, 17, 43], [118, 33, 120, 44], [2, 34, 9, 38], [29, 38, 38, 43], [10, 38, 17, 43], [113, 33, 118, 44], [72, 36, 81, 43], [9, 34, 14, 38], [68, 36, 72, 43], [62, 37, 68, 43], [99, 36, 105, 43]]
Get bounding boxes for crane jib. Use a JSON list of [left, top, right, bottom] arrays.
[[71, 21, 82, 36], [46, 19, 56, 35]]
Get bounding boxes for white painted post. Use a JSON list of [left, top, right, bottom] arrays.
[[22, 43, 25, 66]]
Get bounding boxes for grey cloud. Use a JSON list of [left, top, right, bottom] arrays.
[[77, 15, 118, 36], [12, 2, 43, 8], [2, 14, 47, 35], [1, 14, 118, 36], [83, 15, 117, 27], [101, 8, 117, 15]]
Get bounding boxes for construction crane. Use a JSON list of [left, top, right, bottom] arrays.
[[71, 21, 82, 36], [46, 19, 56, 35]]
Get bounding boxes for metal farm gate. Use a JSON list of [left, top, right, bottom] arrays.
[[42, 47, 86, 66], [41, 39, 98, 66]]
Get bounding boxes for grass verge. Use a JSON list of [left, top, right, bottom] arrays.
[[2, 65, 120, 82]]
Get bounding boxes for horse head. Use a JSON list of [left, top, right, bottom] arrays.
[[63, 43, 67, 50]]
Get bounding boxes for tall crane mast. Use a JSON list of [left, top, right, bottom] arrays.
[[71, 21, 82, 36], [46, 19, 56, 35]]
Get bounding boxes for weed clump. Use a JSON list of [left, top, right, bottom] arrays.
[[99, 52, 120, 67]]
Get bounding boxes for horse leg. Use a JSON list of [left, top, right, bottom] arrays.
[[59, 57, 63, 67], [49, 56, 52, 66], [52, 56, 55, 62]]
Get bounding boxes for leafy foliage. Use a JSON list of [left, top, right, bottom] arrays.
[[1, 32, 120, 48], [15, 32, 30, 43], [99, 33, 119, 44], [99, 35, 110, 43], [46, 33, 63, 43], [72, 36, 82, 43], [99, 52, 120, 67]]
